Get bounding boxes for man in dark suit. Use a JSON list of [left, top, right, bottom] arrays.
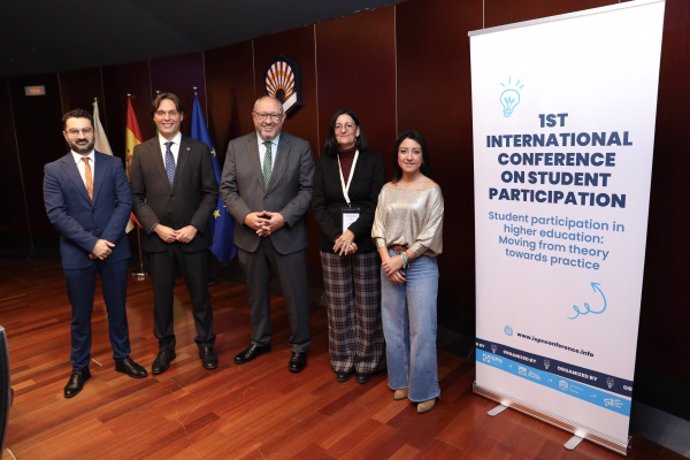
[[44, 109, 147, 399], [130, 93, 219, 374], [221, 96, 314, 373]]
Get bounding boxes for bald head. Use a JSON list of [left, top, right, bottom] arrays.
[[252, 96, 286, 141]]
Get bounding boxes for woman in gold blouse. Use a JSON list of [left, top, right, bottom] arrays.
[[372, 130, 444, 414]]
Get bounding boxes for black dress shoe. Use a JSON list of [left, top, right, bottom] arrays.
[[199, 346, 218, 370], [151, 349, 176, 375], [355, 373, 371, 384], [234, 344, 271, 364], [336, 371, 352, 382], [64, 368, 91, 399], [288, 352, 307, 373], [115, 357, 148, 378]]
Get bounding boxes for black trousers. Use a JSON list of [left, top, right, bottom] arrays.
[[148, 246, 215, 351]]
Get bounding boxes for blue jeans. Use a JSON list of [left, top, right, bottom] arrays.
[[381, 251, 440, 402]]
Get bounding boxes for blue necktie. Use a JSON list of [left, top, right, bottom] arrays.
[[165, 141, 175, 185]]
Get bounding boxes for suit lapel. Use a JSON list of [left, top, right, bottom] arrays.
[[175, 137, 193, 190], [247, 135, 263, 190], [268, 134, 290, 193], [60, 153, 91, 205], [92, 152, 106, 203], [147, 138, 170, 191]]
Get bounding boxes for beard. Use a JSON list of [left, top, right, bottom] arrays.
[[68, 138, 94, 154]]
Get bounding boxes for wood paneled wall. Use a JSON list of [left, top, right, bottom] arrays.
[[1, 0, 688, 416]]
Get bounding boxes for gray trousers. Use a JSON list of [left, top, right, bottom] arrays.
[[239, 238, 310, 352]]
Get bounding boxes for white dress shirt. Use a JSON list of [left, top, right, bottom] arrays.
[[71, 150, 95, 188], [257, 133, 280, 172]]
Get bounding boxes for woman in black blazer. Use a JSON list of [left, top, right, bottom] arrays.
[[312, 108, 386, 384]]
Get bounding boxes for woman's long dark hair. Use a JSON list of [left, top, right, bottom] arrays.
[[392, 130, 431, 182], [323, 108, 368, 156]]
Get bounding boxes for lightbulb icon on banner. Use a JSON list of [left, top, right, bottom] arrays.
[[499, 77, 524, 117]]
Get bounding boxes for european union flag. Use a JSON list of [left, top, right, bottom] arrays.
[[191, 93, 237, 264]]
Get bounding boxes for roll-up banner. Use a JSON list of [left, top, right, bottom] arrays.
[[470, 0, 665, 455]]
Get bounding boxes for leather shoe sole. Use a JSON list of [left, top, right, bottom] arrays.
[[115, 358, 148, 378], [64, 368, 91, 399], [288, 352, 307, 373], [199, 346, 218, 370], [234, 344, 271, 364], [152, 350, 176, 375]]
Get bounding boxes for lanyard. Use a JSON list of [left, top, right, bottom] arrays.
[[337, 150, 359, 207]]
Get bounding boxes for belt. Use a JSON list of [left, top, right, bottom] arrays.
[[389, 244, 408, 254]]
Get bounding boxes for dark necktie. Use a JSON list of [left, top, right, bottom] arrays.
[[262, 140, 273, 186], [165, 141, 175, 185]]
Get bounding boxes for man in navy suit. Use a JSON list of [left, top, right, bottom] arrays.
[[43, 108, 147, 399], [130, 93, 219, 374]]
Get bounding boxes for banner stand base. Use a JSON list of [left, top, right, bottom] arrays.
[[564, 435, 584, 451], [131, 271, 147, 281], [487, 404, 509, 417], [473, 382, 631, 456]]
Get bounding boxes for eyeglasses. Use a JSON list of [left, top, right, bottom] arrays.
[[253, 112, 283, 121], [65, 128, 94, 136], [335, 123, 356, 131], [155, 110, 179, 117]]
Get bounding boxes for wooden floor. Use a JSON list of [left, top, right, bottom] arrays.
[[0, 259, 684, 460]]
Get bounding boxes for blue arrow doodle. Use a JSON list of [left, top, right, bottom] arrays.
[[568, 282, 607, 320]]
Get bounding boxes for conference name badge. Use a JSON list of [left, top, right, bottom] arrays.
[[341, 208, 360, 234]]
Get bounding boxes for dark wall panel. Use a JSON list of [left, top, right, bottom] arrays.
[[58, 67, 104, 116], [8, 74, 64, 254], [101, 61, 154, 155], [397, 0, 482, 326], [0, 78, 30, 256], [639, 0, 690, 383], [101, 61, 155, 152], [204, 42, 256, 160], [149, 52, 205, 138], [485, 0, 617, 28], [315, 7, 396, 159]]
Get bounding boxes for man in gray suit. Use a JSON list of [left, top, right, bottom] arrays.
[[220, 96, 314, 372]]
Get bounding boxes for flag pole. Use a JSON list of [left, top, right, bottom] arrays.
[[127, 93, 147, 280], [133, 226, 147, 280]]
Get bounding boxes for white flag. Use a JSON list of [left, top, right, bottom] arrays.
[[92, 99, 113, 155]]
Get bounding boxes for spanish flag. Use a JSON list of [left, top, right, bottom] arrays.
[[125, 96, 143, 233]]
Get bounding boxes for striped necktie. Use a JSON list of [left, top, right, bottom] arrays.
[[164, 141, 175, 185], [262, 140, 273, 186]]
